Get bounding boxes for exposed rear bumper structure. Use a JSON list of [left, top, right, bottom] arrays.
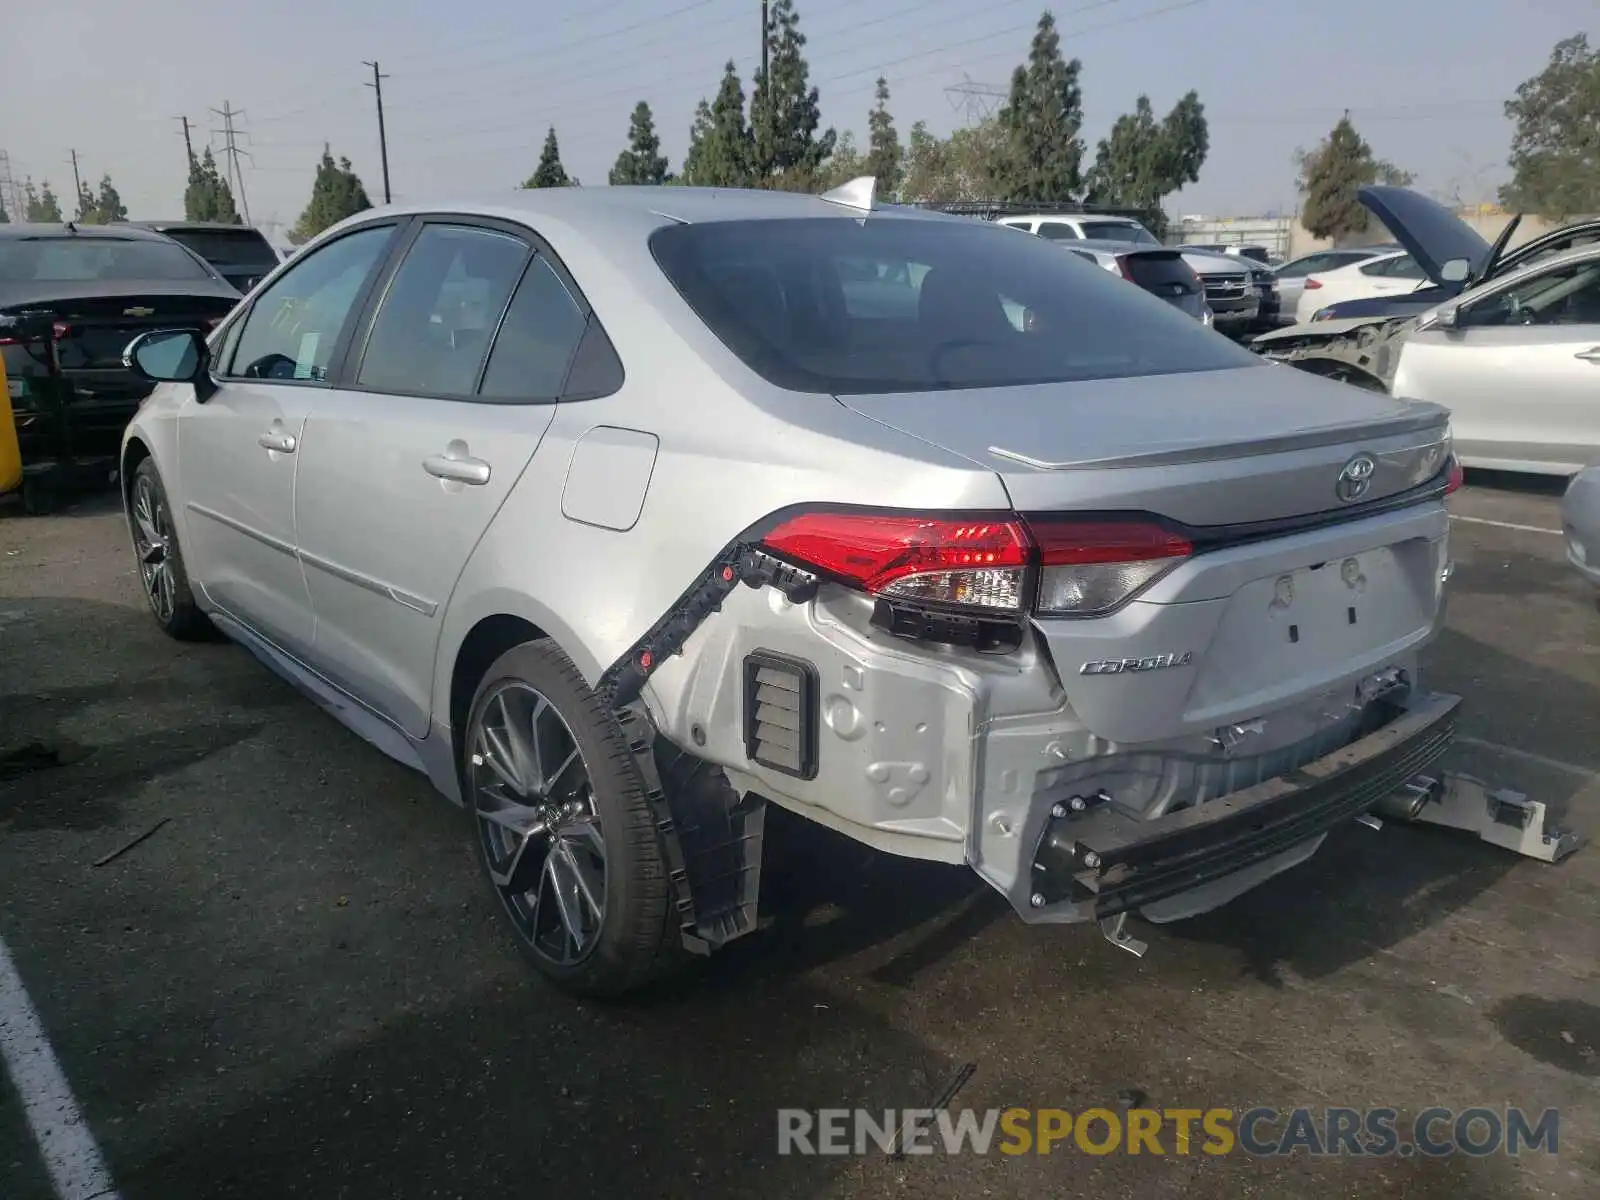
[[1027, 691, 1460, 919]]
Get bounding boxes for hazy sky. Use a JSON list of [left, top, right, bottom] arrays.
[[1, 0, 1592, 239]]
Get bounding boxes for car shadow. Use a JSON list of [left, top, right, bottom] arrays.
[[1459, 467, 1571, 498]]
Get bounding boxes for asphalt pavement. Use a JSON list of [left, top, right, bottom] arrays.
[[1, 476, 1597, 1200]]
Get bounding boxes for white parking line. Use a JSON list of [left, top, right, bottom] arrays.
[[1449, 514, 1564, 536], [0, 936, 119, 1200], [1457, 735, 1600, 781]]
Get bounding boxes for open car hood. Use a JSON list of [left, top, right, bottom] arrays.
[[1358, 186, 1499, 288]]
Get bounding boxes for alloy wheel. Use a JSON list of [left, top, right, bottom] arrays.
[[130, 474, 177, 624], [469, 682, 607, 965]]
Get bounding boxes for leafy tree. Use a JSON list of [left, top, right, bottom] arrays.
[[287, 146, 372, 245], [819, 131, 864, 190], [865, 76, 902, 196], [899, 118, 1008, 202], [75, 180, 99, 223], [24, 180, 63, 223], [524, 127, 571, 188], [185, 147, 239, 223], [1501, 33, 1600, 219], [93, 175, 127, 223], [750, 0, 836, 189], [995, 11, 1084, 201], [683, 62, 756, 187], [1083, 91, 1209, 234], [609, 102, 671, 185], [1295, 113, 1413, 242]]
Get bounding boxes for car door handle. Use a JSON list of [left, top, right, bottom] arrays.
[[1575, 346, 1600, 364], [423, 452, 491, 485], [258, 430, 297, 453]]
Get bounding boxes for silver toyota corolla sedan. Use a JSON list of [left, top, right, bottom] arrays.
[[119, 182, 1464, 995]]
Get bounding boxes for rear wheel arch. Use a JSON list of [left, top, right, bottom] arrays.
[[449, 614, 548, 769]]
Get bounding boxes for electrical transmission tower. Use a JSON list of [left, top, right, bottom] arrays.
[[945, 76, 1006, 126], [210, 100, 253, 225], [0, 150, 20, 218]]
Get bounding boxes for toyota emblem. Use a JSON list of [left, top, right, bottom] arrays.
[[1336, 453, 1377, 503]]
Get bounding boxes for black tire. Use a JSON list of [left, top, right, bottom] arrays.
[[464, 639, 684, 997], [127, 457, 213, 641], [21, 477, 55, 516]]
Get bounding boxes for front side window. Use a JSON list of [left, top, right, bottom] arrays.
[[649, 217, 1261, 395], [356, 224, 530, 396], [229, 225, 394, 381], [1080, 220, 1159, 245], [1463, 260, 1600, 328], [1361, 254, 1423, 279]]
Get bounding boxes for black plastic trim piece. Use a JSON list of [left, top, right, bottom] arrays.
[[742, 650, 820, 781], [1030, 691, 1460, 916]]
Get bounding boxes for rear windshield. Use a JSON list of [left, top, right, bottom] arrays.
[[1079, 220, 1159, 245], [0, 237, 214, 282], [648, 217, 1259, 395], [1123, 252, 1198, 292], [163, 228, 278, 267]]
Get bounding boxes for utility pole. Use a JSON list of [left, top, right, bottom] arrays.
[[210, 101, 252, 225], [68, 148, 83, 214], [362, 60, 392, 204], [176, 115, 195, 164], [0, 150, 19, 219], [760, 0, 769, 81]]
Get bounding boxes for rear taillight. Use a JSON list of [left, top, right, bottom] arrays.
[[1445, 456, 1465, 495], [1113, 254, 1136, 282], [1304, 278, 1323, 290], [1029, 518, 1192, 617], [758, 511, 1192, 622], [52, 321, 73, 340], [760, 512, 1032, 611]]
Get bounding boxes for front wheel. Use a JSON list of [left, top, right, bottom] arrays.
[[127, 458, 212, 640], [464, 640, 684, 997]]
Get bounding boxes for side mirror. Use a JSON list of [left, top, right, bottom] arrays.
[[1427, 304, 1460, 331], [123, 328, 207, 384], [1440, 258, 1471, 284]]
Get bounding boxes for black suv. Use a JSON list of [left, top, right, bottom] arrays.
[[119, 221, 281, 294]]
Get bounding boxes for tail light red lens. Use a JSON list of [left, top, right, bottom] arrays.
[[1304, 278, 1323, 290], [1445, 456, 1465, 495], [1113, 254, 1136, 282], [758, 511, 1192, 619], [760, 512, 1032, 611], [52, 322, 73, 339]]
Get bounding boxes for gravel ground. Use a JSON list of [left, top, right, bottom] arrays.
[[1, 476, 1597, 1200]]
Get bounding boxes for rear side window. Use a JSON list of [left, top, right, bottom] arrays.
[[1122, 253, 1198, 293], [478, 256, 590, 400], [1080, 220, 1159, 245], [1036, 222, 1080, 241], [649, 217, 1260, 395], [356, 224, 530, 396]]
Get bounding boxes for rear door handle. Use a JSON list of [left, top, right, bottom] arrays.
[[423, 451, 491, 486], [1575, 346, 1600, 364], [258, 430, 296, 453]]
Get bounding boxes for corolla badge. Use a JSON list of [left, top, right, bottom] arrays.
[[1080, 651, 1194, 676], [1336, 453, 1377, 503]]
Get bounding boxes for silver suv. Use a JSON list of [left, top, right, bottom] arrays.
[[120, 183, 1463, 996]]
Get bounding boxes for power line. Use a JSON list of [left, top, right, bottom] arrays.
[[210, 101, 253, 225], [363, 60, 392, 204]]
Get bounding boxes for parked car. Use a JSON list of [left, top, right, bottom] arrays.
[[1294, 188, 1600, 324], [1258, 240, 1600, 475], [1055, 239, 1213, 325], [120, 220, 282, 295], [1271, 246, 1400, 326], [1294, 249, 1429, 323], [1563, 466, 1600, 602], [0, 222, 240, 512], [1244, 260, 1280, 328], [1178, 242, 1276, 265], [119, 183, 1463, 996], [995, 216, 1259, 334]]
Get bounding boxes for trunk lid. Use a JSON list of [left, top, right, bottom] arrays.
[[2, 287, 238, 371], [836, 363, 1452, 527]]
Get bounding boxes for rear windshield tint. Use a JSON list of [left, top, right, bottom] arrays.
[[164, 229, 279, 267], [0, 237, 214, 282], [1122, 252, 1197, 292], [649, 217, 1258, 394]]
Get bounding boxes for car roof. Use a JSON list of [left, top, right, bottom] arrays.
[[120, 220, 270, 233], [0, 222, 178, 242]]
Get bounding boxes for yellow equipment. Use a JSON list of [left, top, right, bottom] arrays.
[[0, 351, 22, 495]]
